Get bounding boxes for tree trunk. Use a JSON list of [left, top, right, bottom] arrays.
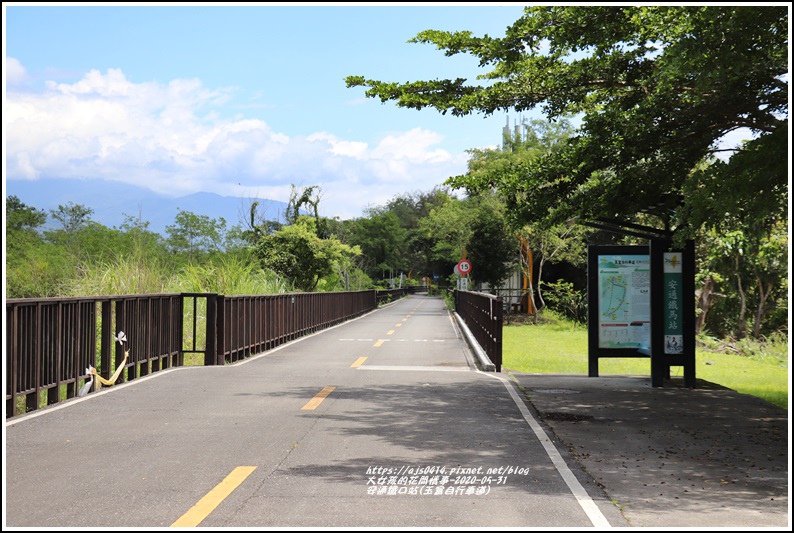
[[525, 278, 539, 324], [753, 276, 771, 339], [535, 255, 547, 316], [695, 276, 725, 335], [735, 257, 748, 340]]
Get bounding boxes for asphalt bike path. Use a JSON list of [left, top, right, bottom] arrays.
[[5, 295, 626, 528]]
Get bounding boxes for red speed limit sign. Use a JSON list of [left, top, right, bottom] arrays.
[[457, 259, 472, 275]]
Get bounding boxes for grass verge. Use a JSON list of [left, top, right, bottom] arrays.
[[503, 313, 789, 409]]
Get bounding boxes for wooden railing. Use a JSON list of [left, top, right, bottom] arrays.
[[6, 288, 419, 418], [213, 291, 377, 364]]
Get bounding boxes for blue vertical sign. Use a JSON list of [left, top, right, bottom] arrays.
[[663, 252, 684, 354]]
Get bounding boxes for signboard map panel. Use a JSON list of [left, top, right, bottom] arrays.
[[597, 254, 651, 350]]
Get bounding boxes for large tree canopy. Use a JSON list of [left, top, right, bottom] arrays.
[[346, 6, 788, 238]]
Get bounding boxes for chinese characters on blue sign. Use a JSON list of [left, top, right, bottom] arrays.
[[663, 253, 684, 354]]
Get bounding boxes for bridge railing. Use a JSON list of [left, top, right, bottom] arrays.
[[375, 285, 428, 305], [212, 291, 377, 365], [6, 288, 415, 418], [5, 294, 186, 418], [454, 290, 503, 372]]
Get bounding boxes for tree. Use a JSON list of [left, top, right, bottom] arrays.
[[517, 222, 591, 322], [117, 213, 166, 259], [418, 194, 472, 267], [47, 202, 95, 259], [285, 185, 322, 225], [7, 195, 46, 232], [242, 200, 283, 246], [254, 216, 361, 292], [346, 6, 788, 239], [50, 202, 93, 236], [342, 188, 454, 283], [6, 196, 46, 256], [696, 220, 788, 339], [165, 209, 227, 261], [285, 184, 334, 238], [349, 208, 410, 280], [453, 118, 592, 319], [5, 196, 69, 298], [466, 202, 515, 290]]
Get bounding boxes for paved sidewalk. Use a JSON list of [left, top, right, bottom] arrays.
[[506, 372, 790, 528]]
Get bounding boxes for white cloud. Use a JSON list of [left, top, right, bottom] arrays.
[[371, 128, 453, 164], [5, 65, 469, 218], [306, 132, 368, 159], [5, 57, 29, 85]]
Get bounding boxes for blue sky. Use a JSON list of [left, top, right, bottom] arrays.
[[4, 3, 536, 220]]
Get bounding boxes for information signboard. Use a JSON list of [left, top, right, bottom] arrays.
[[596, 254, 651, 350]]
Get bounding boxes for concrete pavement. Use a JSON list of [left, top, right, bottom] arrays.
[[502, 373, 790, 528]]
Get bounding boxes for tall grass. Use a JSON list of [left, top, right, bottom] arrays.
[[65, 251, 173, 296], [170, 256, 289, 295], [171, 257, 290, 365], [61, 254, 290, 369], [65, 252, 290, 297], [503, 311, 789, 409]]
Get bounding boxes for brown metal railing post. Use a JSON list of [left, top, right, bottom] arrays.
[[205, 294, 218, 366], [100, 301, 112, 382], [48, 303, 62, 405], [8, 304, 18, 416], [494, 297, 503, 372], [217, 295, 226, 365], [29, 303, 42, 413], [115, 300, 127, 384], [176, 296, 185, 367]]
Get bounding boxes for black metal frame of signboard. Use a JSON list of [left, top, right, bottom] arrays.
[[587, 240, 696, 387]]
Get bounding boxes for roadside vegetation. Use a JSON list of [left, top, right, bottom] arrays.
[[503, 311, 789, 409]]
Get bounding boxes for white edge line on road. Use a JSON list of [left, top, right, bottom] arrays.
[[7, 294, 605, 528], [481, 371, 612, 528], [6, 302, 394, 427], [447, 307, 611, 527], [5, 367, 183, 426], [230, 305, 380, 367]]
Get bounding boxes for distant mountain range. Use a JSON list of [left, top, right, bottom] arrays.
[[5, 178, 290, 235]]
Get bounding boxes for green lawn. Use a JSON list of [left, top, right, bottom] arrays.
[[503, 319, 789, 409]]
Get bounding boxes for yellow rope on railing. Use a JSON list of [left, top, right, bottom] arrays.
[[91, 350, 130, 386]]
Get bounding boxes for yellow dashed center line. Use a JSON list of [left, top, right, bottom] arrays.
[[395, 323, 402, 328], [301, 386, 336, 410], [351, 357, 367, 368], [171, 466, 256, 527], [387, 330, 395, 335], [373, 340, 385, 347]]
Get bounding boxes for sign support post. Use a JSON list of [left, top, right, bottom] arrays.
[[650, 238, 696, 387], [589, 239, 696, 388]]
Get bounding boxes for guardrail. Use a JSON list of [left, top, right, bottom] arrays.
[[213, 291, 377, 365], [6, 288, 419, 418], [454, 290, 503, 372], [375, 286, 427, 305], [5, 294, 186, 419]]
